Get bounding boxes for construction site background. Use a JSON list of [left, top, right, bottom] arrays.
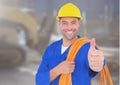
[[0, 0, 119, 85]]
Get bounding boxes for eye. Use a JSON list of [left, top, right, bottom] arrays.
[[72, 22, 76, 24], [63, 22, 66, 24], [62, 21, 67, 25]]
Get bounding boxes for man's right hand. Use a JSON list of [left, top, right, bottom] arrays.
[[50, 61, 75, 82], [56, 61, 75, 74]]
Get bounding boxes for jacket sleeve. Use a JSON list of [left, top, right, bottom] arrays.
[[88, 59, 106, 78], [36, 48, 50, 85]]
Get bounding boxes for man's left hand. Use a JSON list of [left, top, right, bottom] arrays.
[[88, 38, 104, 72]]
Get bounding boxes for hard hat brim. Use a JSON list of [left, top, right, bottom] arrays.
[[56, 16, 83, 21]]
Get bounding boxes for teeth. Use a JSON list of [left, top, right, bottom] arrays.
[[67, 31, 72, 34]]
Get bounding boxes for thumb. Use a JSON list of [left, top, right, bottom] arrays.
[[90, 38, 96, 51]]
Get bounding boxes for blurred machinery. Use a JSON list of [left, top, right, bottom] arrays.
[[0, 6, 39, 68], [0, 6, 57, 68]]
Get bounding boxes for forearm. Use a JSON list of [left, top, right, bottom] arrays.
[[50, 67, 60, 82], [50, 61, 75, 82]]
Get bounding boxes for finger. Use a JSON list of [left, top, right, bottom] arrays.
[[71, 64, 75, 68], [69, 64, 75, 68], [91, 53, 102, 57], [89, 57, 104, 62], [69, 61, 75, 65], [91, 66, 103, 71], [93, 50, 103, 54], [90, 50, 103, 56], [90, 38, 96, 51], [90, 61, 103, 65], [69, 66, 75, 72]]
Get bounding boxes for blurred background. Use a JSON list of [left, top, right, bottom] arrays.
[[0, 0, 119, 85]]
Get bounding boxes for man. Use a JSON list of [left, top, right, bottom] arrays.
[[36, 2, 105, 85]]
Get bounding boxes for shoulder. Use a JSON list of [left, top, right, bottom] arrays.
[[42, 39, 61, 58], [75, 37, 91, 53], [77, 42, 90, 54], [78, 37, 91, 50], [79, 37, 98, 51], [46, 39, 62, 50], [49, 39, 61, 47], [82, 42, 90, 49]]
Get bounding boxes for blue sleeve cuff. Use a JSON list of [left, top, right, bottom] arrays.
[[36, 71, 50, 85]]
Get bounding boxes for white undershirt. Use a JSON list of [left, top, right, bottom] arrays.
[[61, 45, 69, 54]]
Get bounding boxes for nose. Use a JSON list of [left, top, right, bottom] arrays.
[[67, 23, 72, 30]]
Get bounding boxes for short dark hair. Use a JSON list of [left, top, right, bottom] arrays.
[[59, 17, 80, 21]]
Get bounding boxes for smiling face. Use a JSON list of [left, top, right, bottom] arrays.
[[58, 17, 80, 42]]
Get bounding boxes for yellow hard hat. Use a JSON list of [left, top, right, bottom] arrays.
[[56, 2, 83, 21]]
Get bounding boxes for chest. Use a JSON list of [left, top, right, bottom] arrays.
[[47, 46, 88, 70]]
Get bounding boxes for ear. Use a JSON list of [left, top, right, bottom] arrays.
[[78, 20, 81, 27]]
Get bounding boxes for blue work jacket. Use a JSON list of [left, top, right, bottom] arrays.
[[36, 37, 100, 85]]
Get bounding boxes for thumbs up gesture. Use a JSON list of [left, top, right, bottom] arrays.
[[88, 38, 104, 72]]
